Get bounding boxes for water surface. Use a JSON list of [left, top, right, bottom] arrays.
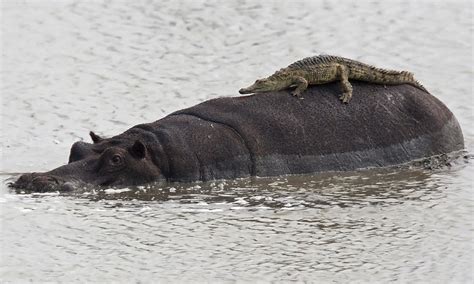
[[1, 0, 473, 282]]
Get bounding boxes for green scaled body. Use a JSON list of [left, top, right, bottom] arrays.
[[239, 55, 428, 103]]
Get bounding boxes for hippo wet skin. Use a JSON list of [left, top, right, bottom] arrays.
[[12, 82, 464, 192]]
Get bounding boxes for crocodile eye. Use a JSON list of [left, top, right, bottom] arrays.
[[110, 154, 123, 166]]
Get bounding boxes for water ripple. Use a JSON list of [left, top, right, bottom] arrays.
[[2, 0, 473, 282]]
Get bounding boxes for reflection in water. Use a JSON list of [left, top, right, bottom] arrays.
[[1, 161, 472, 282], [1, 0, 473, 282], [84, 166, 441, 207], [12, 152, 465, 208]]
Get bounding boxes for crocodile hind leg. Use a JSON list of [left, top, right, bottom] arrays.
[[290, 76, 308, 97], [336, 64, 353, 103]]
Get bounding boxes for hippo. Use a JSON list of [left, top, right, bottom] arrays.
[[11, 82, 464, 192]]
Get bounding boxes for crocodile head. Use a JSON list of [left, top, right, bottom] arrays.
[[239, 77, 289, 94]]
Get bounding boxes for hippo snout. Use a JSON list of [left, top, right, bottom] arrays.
[[11, 173, 73, 192]]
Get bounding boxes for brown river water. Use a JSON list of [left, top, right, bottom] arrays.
[[1, 0, 473, 282]]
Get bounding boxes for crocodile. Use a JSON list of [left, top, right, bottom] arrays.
[[239, 55, 428, 103]]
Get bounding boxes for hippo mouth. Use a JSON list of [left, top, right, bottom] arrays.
[[10, 173, 78, 192]]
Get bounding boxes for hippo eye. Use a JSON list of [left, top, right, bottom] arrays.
[[110, 154, 123, 166]]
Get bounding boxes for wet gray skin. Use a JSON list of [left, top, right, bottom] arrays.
[[11, 134, 163, 192]]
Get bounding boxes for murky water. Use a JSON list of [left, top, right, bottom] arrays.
[[1, 0, 473, 282]]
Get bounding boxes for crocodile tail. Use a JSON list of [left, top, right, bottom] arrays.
[[400, 71, 429, 93], [411, 80, 429, 93], [373, 70, 429, 93]]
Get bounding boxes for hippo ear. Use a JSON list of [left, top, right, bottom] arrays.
[[128, 140, 146, 159], [89, 131, 103, 144]]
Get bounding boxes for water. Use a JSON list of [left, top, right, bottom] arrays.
[[1, 0, 473, 282]]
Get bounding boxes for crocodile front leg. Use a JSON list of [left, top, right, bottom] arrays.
[[290, 76, 308, 97], [336, 64, 353, 103]]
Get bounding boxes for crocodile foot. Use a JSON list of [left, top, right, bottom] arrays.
[[339, 92, 352, 104], [291, 90, 302, 98]]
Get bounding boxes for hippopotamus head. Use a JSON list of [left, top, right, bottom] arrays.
[[11, 132, 164, 192]]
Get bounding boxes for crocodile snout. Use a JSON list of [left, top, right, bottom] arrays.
[[239, 88, 251, 94]]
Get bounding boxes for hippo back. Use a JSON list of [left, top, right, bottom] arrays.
[[168, 82, 464, 177]]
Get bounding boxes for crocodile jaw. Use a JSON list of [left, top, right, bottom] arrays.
[[239, 87, 254, 94]]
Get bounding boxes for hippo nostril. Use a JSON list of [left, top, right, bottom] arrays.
[[13, 173, 36, 187], [10, 176, 24, 188]]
